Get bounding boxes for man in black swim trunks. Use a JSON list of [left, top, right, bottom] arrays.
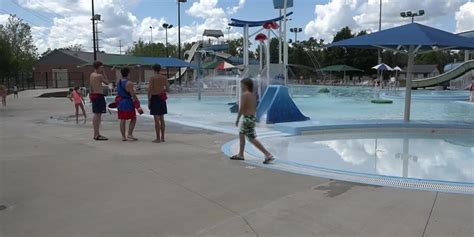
[[148, 64, 169, 143], [89, 61, 109, 140]]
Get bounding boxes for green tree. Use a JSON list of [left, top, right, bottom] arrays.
[[126, 39, 167, 57], [0, 14, 37, 74]]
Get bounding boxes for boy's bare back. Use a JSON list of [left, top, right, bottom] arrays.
[[90, 72, 106, 94], [148, 75, 169, 95], [240, 92, 256, 116]]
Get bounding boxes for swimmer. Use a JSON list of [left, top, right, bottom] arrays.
[[116, 67, 139, 141], [69, 87, 87, 123], [230, 78, 275, 164], [148, 64, 169, 143], [89, 61, 109, 141]]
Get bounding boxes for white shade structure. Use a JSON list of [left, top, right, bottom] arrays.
[[372, 63, 393, 71]]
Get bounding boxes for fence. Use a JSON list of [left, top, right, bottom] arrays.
[[0, 71, 88, 93]]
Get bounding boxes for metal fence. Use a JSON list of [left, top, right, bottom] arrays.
[[0, 71, 87, 93]]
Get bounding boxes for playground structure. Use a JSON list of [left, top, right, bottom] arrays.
[[226, 0, 308, 124]]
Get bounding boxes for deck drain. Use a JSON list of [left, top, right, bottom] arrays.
[[0, 205, 7, 211]]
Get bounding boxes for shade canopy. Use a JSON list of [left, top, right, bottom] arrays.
[[104, 56, 195, 68], [320, 64, 363, 72], [328, 23, 474, 51], [372, 63, 393, 71], [327, 23, 474, 122]]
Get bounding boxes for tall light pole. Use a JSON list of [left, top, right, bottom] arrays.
[[226, 26, 231, 42], [401, 10, 425, 23], [377, 0, 382, 64], [149, 26, 154, 43], [289, 27, 302, 43], [177, 0, 187, 87], [163, 23, 173, 78], [91, 0, 97, 60]]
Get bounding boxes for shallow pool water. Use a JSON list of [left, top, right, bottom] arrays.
[[248, 129, 474, 184], [130, 86, 473, 126]]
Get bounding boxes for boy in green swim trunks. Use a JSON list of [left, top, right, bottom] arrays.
[[231, 78, 275, 164]]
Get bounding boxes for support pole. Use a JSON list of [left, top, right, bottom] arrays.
[[259, 43, 263, 71], [278, 10, 282, 65], [91, 0, 97, 61], [266, 29, 271, 84], [282, 0, 289, 85], [404, 45, 415, 122], [197, 51, 202, 101]]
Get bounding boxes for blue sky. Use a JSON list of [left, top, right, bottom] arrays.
[[0, 0, 472, 53]]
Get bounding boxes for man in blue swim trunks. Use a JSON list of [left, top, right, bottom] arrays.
[[230, 78, 275, 164], [89, 61, 109, 141]]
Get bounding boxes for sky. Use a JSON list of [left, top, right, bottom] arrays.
[[0, 0, 473, 54]]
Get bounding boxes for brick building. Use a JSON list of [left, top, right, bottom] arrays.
[[34, 50, 191, 88]]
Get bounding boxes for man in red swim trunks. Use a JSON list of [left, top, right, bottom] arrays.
[[89, 61, 109, 141]]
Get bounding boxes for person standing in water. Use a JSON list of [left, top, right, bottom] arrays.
[[116, 67, 140, 141], [0, 85, 7, 107], [13, 85, 18, 98], [89, 61, 109, 141], [148, 64, 169, 143], [69, 87, 87, 123], [230, 78, 275, 164]]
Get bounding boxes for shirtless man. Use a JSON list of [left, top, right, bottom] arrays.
[[148, 64, 169, 143], [230, 78, 275, 164], [89, 61, 109, 141]]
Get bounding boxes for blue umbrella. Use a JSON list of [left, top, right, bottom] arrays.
[[327, 23, 474, 121]]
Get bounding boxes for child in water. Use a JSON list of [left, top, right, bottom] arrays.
[[230, 78, 275, 164], [68, 87, 87, 123]]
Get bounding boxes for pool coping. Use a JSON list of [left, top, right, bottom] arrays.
[[222, 124, 474, 195], [274, 120, 474, 135]]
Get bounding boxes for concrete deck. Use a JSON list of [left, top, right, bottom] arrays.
[[0, 90, 472, 237]]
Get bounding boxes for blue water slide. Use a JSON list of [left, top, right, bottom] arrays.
[[256, 85, 309, 124]]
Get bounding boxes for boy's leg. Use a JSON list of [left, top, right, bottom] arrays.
[[248, 138, 272, 158], [159, 115, 165, 142], [153, 116, 161, 142], [93, 113, 101, 138], [128, 118, 137, 140], [120, 119, 127, 141], [238, 133, 245, 157]]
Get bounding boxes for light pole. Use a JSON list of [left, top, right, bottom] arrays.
[[226, 26, 231, 42], [177, 0, 187, 87], [149, 26, 154, 43], [377, 0, 382, 64], [163, 23, 173, 78], [400, 10, 425, 23], [289, 27, 302, 43], [91, 0, 97, 60]]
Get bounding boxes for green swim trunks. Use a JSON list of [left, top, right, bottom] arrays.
[[240, 115, 257, 139]]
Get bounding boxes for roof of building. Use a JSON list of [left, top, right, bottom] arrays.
[[402, 64, 438, 74], [203, 30, 224, 38], [320, 64, 363, 72], [36, 50, 195, 68]]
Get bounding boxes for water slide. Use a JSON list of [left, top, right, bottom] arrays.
[[168, 42, 200, 81], [411, 60, 474, 88]]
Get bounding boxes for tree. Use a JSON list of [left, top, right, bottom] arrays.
[[61, 44, 84, 52], [0, 14, 37, 74], [126, 39, 168, 57]]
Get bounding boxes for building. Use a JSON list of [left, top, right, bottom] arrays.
[[400, 65, 440, 79], [33, 50, 191, 88]]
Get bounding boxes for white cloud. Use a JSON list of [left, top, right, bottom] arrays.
[[455, 1, 474, 33], [227, 0, 246, 14], [0, 14, 9, 25], [305, 0, 470, 42], [17, 0, 243, 54]]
